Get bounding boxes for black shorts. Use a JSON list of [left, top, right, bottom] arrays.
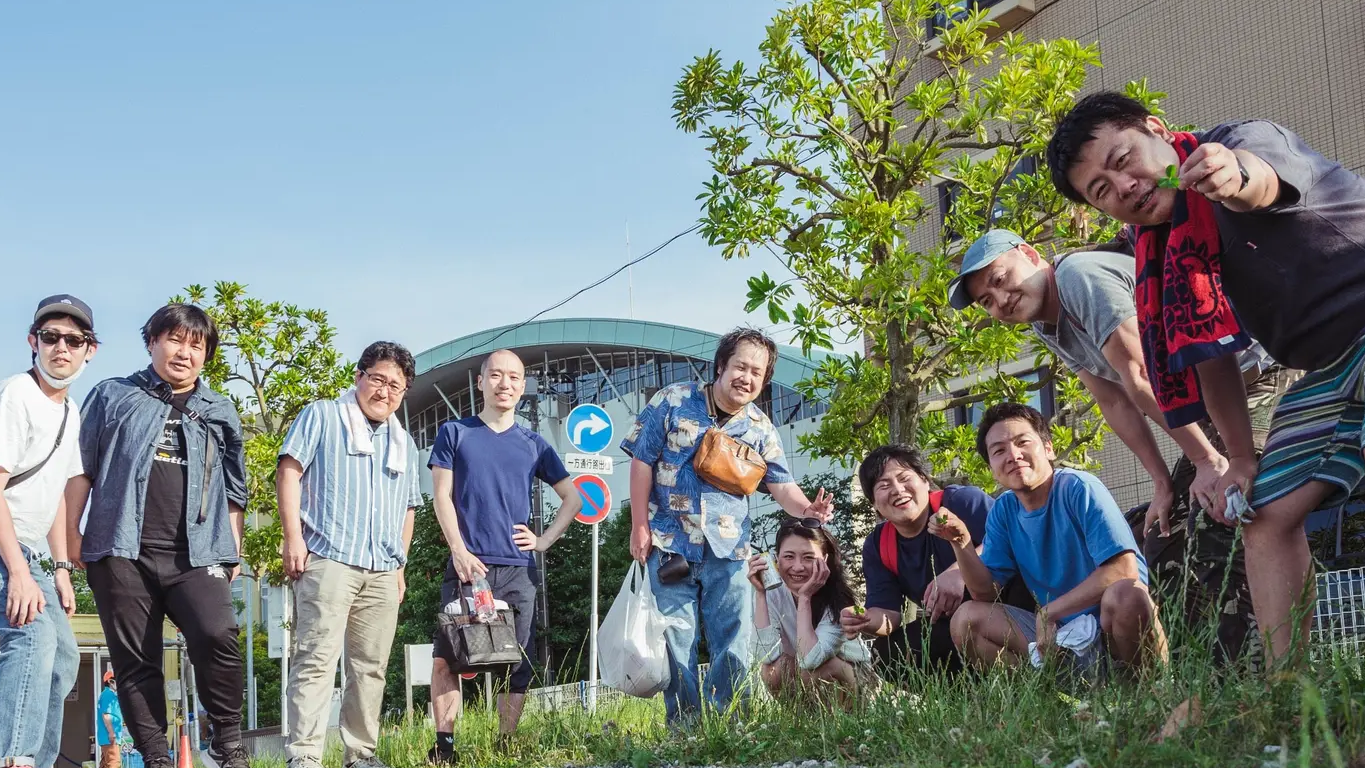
[[438, 561, 537, 693]]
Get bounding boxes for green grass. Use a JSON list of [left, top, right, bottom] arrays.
[[248, 645, 1364, 768]]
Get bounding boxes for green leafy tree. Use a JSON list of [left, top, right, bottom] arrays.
[[382, 496, 446, 715], [673, 0, 1174, 485], [176, 281, 354, 583], [540, 507, 634, 684], [238, 624, 282, 728]]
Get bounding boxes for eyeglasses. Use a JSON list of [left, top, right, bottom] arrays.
[[35, 330, 91, 349], [779, 516, 823, 530], [361, 369, 408, 395]]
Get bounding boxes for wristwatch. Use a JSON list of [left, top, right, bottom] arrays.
[[53, 560, 76, 572], [1237, 157, 1251, 191]]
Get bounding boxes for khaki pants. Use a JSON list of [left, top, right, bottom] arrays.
[[99, 744, 121, 768], [285, 557, 400, 765]]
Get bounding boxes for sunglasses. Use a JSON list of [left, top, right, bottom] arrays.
[[35, 330, 92, 349], [779, 516, 824, 530]]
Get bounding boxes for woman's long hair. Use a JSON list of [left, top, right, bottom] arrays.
[[775, 523, 857, 630]]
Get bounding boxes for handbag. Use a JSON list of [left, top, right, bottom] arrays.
[[433, 593, 523, 675], [692, 385, 767, 497]]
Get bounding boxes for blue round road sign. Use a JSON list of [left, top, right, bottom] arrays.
[[566, 404, 613, 454], [573, 474, 612, 525]]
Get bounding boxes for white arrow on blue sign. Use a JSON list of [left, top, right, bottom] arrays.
[[565, 403, 613, 455]]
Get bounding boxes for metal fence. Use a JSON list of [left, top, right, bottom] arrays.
[[1313, 566, 1365, 656]]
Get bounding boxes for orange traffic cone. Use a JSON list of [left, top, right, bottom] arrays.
[[177, 727, 193, 768]]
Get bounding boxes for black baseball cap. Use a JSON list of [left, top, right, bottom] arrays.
[[33, 294, 95, 332]]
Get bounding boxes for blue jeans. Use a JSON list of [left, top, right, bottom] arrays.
[[0, 546, 79, 768], [647, 545, 753, 723]]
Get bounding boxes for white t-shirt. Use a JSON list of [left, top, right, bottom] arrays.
[[0, 372, 83, 549]]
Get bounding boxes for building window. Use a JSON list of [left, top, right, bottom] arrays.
[[953, 367, 1055, 427], [925, 0, 1004, 38]]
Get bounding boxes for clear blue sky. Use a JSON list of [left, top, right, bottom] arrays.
[[1, 2, 834, 395]]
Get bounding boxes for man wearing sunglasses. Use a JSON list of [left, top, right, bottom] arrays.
[[0, 295, 97, 768], [277, 342, 422, 768], [65, 304, 249, 768]]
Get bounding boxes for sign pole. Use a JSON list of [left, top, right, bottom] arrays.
[[564, 404, 613, 713], [588, 522, 599, 712]]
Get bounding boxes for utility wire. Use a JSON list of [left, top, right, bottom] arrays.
[[445, 223, 703, 361]]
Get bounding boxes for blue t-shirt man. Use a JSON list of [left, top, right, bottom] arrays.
[[980, 468, 1148, 623], [427, 416, 570, 566], [863, 484, 992, 610], [97, 684, 123, 746]]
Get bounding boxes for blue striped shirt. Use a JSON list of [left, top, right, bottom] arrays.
[[280, 399, 422, 571]]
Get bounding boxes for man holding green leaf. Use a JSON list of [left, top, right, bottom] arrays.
[[1047, 91, 1365, 665]]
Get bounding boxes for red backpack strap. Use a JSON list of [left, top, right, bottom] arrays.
[[877, 522, 899, 577], [929, 490, 945, 513]]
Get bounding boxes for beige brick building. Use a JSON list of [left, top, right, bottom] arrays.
[[914, 0, 1365, 510]]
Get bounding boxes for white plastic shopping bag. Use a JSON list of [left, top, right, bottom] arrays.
[[598, 561, 675, 697]]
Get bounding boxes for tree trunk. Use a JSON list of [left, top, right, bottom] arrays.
[[884, 319, 921, 444]]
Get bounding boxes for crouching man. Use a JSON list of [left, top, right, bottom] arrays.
[[939, 403, 1167, 675]]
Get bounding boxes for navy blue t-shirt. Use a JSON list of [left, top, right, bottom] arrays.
[[428, 416, 570, 566], [862, 484, 992, 612]]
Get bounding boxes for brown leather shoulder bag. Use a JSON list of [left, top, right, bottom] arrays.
[[692, 385, 768, 496]]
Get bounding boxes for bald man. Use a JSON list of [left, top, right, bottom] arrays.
[[426, 350, 581, 754]]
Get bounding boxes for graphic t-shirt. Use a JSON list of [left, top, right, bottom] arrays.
[[96, 687, 123, 746], [0, 372, 82, 549], [141, 390, 192, 551], [428, 416, 570, 566]]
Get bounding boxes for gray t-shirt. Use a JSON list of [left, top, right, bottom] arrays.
[[1197, 120, 1365, 371], [1034, 250, 1272, 384]]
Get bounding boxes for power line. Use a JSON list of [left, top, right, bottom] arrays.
[[446, 223, 703, 361]]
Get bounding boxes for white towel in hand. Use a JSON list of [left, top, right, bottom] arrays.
[[1029, 613, 1099, 668], [338, 388, 408, 474]]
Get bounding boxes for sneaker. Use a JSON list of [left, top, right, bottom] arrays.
[[212, 745, 250, 768], [346, 757, 392, 768], [425, 747, 456, 766], [287, 757, 325, 768]]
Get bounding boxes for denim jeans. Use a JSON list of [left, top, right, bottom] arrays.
[[646, 544, 753, 723], [0, 546, 79, 768]]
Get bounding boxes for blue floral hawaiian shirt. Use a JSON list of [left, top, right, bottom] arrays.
[[620, 381, 793, 562]]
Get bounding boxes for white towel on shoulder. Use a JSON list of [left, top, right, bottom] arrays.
[[338, 388, 408, 474], [1029, 613, 1099, 668]]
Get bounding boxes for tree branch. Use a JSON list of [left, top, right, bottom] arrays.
[[786, 211, 840, 242], [733, 159, 850, 203], [920, 368, 1058, 413], [852, 400, 886, 430]]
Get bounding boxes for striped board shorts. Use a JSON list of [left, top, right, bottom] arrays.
[[1251, 333, 1365, 508]]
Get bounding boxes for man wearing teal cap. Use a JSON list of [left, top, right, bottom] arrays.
[[948, 229, 1289, 666]]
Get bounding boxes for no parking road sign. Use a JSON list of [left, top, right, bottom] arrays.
[[566, 404, 613, 455], [573, 474, 612, 525]]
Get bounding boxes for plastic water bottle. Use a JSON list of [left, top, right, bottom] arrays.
[[472, 576, 497, 622]]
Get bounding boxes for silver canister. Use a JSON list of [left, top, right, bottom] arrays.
[[762, 551, 784, 591]]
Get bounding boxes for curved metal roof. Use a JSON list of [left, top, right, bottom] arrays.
[[413, 317, 829, 388]]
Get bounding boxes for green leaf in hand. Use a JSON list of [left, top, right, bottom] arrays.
[[1157, 164, 1180, 189]]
